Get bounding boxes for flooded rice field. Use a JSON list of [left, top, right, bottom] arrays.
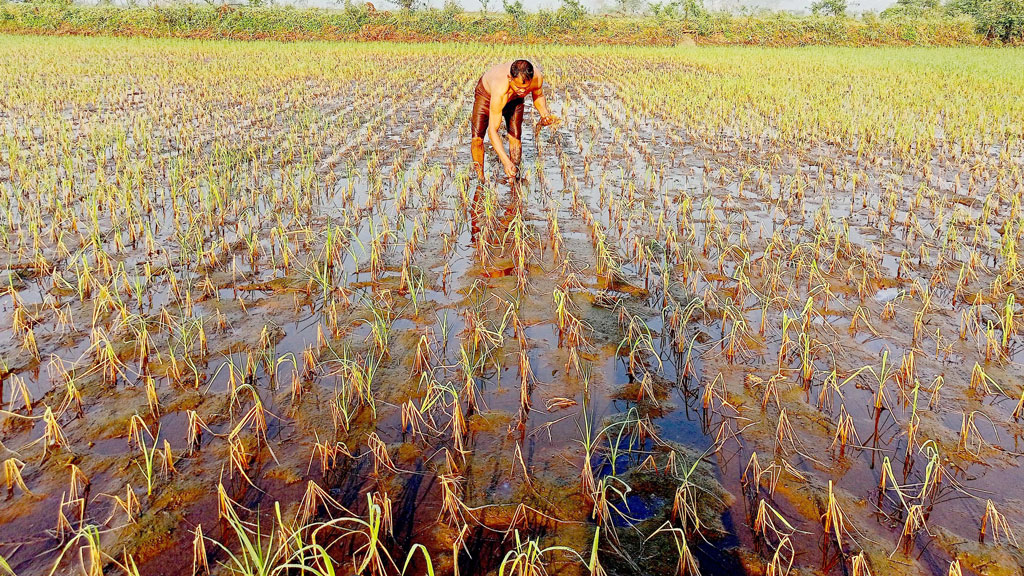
[[2, 36, 1024, 576]]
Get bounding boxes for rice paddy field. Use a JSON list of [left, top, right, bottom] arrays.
[[1, 35, 1024, 576]]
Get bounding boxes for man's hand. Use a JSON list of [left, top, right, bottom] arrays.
[[502, 159, 518, 180], [539, 114, 561, 127]]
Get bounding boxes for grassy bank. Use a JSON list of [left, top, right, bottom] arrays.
[[0, 2, 988, 46]]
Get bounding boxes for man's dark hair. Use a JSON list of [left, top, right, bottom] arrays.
[[510, 60, 534, 83]]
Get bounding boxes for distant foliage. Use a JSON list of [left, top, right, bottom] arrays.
[[650, 0, 708, 19], [343, 0, 373, 25], [811, 0, 848, 16], [443, 0, 463, 15], [503, 0, 525, 20], [616, 0, 648, 15], [879, 0, 1023, 42], [558, 0, 587, 23], [947, 0, 1024, 41], [882, 0, 941, 16], [0, 2, 989, 45], [447, 1, 464, 27]]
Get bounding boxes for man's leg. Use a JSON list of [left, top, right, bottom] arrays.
[[471, 137, 485, 181], [470, 85, 490, 181]]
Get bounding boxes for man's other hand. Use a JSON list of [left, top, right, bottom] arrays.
[[539, 115, 561, 127]]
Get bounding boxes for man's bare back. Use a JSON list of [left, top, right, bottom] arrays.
[[479, 60, 544, 111]]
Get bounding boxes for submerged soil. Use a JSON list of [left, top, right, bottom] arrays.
[[1, 37, 1024, 576]]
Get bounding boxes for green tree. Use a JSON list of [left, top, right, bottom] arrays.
[[811, 0, 848, 15], [882, 0, 940, 16], [678, 0, 706, 18], [650, 0, 706, 18], [616, 0, 647, 14], [503, 0, 526, 21], [558, 0, 587, 23], [947, 0, 1024, 41], [342, 0, 373, 25]]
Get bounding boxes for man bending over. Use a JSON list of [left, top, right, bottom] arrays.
[[470, 59, 558, 182]]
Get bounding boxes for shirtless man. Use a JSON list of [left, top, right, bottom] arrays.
[[470, 59, 557, 182]]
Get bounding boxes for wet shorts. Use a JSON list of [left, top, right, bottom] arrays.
[[471, 77, 525, 141]]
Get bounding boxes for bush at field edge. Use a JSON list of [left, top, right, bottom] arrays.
[[0, 2, 999, 46]]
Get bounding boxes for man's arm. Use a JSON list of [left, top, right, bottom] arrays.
[[531, 77, 552, 118], [486, 85, 515, 176], [531, 76, 557, 125]]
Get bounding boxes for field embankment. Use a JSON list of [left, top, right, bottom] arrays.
[[0, 2, 992, 46]]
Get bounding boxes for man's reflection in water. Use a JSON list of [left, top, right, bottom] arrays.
[[468, 176, 526, 246]]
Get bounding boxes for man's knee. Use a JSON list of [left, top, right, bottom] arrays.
[[472, 136, 484, 145]]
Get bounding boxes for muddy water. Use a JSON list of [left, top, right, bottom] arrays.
[[2, 38, 1024, 576]]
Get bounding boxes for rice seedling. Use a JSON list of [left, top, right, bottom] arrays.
[[412, 333, 434, 376], [193, 525, 209, 576], [42, 406, 69, 455], [291, 493, 400, 576], [366, 432, 397, 476], [575, 405, 601, 504], [53, 492, 77, 542], [979, 499, 1018, 546], [3, 458, 32, 498], [46, 524, 103, 576], [67, 464, 90, 508], [821, 481, 856, 570], [206, 496, 286, 576], [894, 504, 928, 556], [186, 410, 208, 455], [850, 552, 873, 576], [5, 375, 32, 415], [752, 498, 803, 558], [590, 475, 632, 547], [309, 433, 351, 476], [830, 405, 861, 459], [496, 529, 582, 576], [296, 480, 346, 528], [773, 409, 798, 456], [956, 410, 996, 457], [648, 522, 700, 576], [763, 535, 795, 576], [106, 484, 141, 525], [438, 466, 470, 528]]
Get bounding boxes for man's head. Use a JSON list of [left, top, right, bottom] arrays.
[[508, 60, 534, 97]]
